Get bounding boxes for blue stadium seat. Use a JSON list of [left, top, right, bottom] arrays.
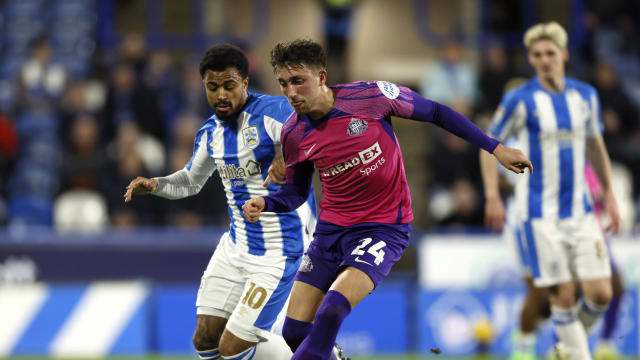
[[7, 194, 53, 226]]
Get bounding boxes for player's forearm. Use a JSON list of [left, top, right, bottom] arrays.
[[152, 169, 207, 199], [410, 93, 499, 153], [263, 161, 314, 212], [479, 149, 501, 200], [586, 136, 614, 193]]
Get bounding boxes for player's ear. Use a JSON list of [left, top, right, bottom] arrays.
[[318, 69, 327, 86], [242, 76, 249, 89], [562, 47, 569, 62]]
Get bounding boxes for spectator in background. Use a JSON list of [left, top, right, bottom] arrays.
[[101, 61, 165, 144], [18, 37, 67, 111], [59, 114, 109, 193], [420, 36, 477, 115], [144, 51, 181, 133], [426, 130, 483, 228], [476, 41, 516, 117]]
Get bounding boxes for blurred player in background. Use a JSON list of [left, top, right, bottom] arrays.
[[124, 44, 316, 360], [480, 22, 621, 360], [242, 38, 532, 360]]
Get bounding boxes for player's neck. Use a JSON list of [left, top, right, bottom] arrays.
[[538, 74, 565, 93], [308, 86, 335, 120]]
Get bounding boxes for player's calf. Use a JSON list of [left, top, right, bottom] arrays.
[[193, 315, 227, 359]]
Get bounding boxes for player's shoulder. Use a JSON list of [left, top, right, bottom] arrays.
[[565, 77, 597, 97], [245, 91, 293, 122], [332, 80, 401, 100], [501, 78, 536, 105], [197, 116, 219, 134]]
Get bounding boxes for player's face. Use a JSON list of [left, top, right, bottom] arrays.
[[275, 64, 326, 114], [203, 67, 249, 120], [528, 39, 567, 80]]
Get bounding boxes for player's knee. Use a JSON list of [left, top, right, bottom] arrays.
[[193, 329, 218, 351], [589, 287, 612, 306], [282, 323, 302, 351]]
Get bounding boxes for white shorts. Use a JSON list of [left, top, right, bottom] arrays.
[[196, 232, 301, 342], [522, 213, 611, 287]]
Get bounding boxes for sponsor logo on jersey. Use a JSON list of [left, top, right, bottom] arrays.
[[376, 81, 400, 99], [242, 126, 260, 149], [320, 142, 385, 177], [219, 160, 261, 180], [347, 118, 368, 136]]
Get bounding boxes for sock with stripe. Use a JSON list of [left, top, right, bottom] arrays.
[[601, 293, 621, 340], [221, 346, 256, 360], [292, 290, 351, 360], [551, 305, 591, 359], [197, 348, 221, 359], [577, 296, 609, 333]]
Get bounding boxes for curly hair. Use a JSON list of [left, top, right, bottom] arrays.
[[270, 39, 326, 71], [199, 44, 249, 79]]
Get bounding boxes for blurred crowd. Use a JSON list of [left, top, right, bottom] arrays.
[[0, 0, 638, 233]]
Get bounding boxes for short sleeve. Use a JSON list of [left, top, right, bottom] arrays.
[[488, 90, 526, 141]]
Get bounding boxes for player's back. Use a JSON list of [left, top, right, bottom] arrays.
[[195, 92, 316, 257], [282, 81, 413, 226], [489, 77, 600, 220]]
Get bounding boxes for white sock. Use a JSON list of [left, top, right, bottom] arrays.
[[221, 335, 292, 360], [552, 306, 591, 360], [577, 297, 608, 333], [515, 332, 536, 353], [197, 348, 221, 359]]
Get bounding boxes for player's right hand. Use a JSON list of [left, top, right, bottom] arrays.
[[263, 154, 286, 187], [484, 196, 506, 232], [242, 197, 266, 223], [492, 144, 533, 174], [124, 176, 158, 202]]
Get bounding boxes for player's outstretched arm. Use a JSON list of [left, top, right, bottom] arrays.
[[492, 144, 533, 175], [124, 176, 158, 202], [242, 197, 266, 223]]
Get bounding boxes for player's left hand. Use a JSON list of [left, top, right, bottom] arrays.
[[492, 144, 533, 174], [242, 197, 266, 223], [262, 153, 286, 186], [604, 189, 621, 234]]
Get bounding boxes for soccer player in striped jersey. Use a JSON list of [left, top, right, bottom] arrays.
[[480, 22, 621, 360], [124, 44, 316, 360], [242, 39, 531, 360]]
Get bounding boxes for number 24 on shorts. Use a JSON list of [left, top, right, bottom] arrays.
[[351, 238, 386, 265]]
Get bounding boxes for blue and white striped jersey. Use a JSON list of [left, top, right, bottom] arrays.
[[164, 92, 316, 257], [488, 77, 603, 220]]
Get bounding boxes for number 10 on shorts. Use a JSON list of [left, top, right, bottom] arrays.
[[351, 238, 386, 265]]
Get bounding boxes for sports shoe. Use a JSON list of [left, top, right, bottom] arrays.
[[332, 343, 350, 360], [551, 341, 570, 360]]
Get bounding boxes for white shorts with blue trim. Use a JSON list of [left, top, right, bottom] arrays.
[[522, 212, 611, 288], [196, 232, 301, 342]]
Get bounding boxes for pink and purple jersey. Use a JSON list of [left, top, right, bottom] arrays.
[[263, 81, 499, 226]]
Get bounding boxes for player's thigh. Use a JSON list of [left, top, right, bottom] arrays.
[[226, 255, 300, 343], [286, 280, 325, 322], [218, 328, 257, 356], [572, 213, 611, 283], [196, 234, 245, 316], [523, 220, 572, 288], [329, 266, 374, 309]]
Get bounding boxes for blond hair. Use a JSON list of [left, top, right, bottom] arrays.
[[523, 22, 567, 49]]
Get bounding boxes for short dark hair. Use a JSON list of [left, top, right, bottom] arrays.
[[199, 44, 249, 79], [270, 39, 326, 71]]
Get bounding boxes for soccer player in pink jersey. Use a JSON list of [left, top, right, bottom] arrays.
[[242, 39, 532, 360]]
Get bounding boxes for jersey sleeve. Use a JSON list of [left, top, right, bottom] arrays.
[[263, 97, 294, 145], [153, 125, 216, 199], [488, 90, 526, 141], [586, 88, 604, 138]]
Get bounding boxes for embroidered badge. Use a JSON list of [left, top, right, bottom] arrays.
[[242, 126, 259, 149], [347, 117, 368, 136]]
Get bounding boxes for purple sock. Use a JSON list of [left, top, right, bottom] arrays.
[[291, 290, 351, 360], [282, 316, 313, 352], [602, 294, 622, 340]]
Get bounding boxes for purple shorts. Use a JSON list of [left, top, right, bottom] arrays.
[[295, 221, 410, 291]]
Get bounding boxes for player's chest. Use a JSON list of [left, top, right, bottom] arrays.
[[527, 90, 590, 140], [209, 126, 273, 179], [300, 116, 384, 168]]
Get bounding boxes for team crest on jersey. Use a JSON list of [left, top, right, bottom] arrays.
[[347, 117, 368, 136], [299, 255, 313, 272], [376, 80, 400, 99], [242, 126, 260, 149]]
